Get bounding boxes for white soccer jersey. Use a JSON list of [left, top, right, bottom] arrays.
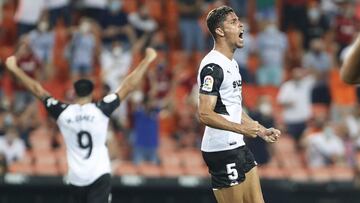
[[43, 94, 120, 186], [197, 50, 244, 152]]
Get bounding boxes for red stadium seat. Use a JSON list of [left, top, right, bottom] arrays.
[[308, 167, 332, 182], [114, 161, 139, 176], [8, 162, 34, 175], [33, 163, 59, 176], [161, 165, 185, 177], [331, 166, 355, 182], [137, 162, 162, 177]]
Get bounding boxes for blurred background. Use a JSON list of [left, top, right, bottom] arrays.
[[1, 0, 360, 202]]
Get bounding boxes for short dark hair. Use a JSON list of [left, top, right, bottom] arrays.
[[206, 6, 234, 39], [74, 79, 94, 97]]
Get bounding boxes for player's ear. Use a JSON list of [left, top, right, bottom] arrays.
[[215, 27, 224, 37]]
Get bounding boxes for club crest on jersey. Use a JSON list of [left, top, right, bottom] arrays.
[[202, 75, 214, 92]]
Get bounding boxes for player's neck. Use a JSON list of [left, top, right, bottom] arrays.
[[76, 96, 92, 105], [214, 41, 234, 60]]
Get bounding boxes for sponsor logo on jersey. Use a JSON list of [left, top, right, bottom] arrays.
[[232, 80, 242, 88], [202, 75, 214, 92]]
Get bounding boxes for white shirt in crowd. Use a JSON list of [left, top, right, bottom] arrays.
[[277, 75, 315, 123], [0, 136, 26, 165], [15, 0, 46, 25]]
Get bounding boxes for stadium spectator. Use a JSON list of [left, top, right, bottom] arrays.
[[256, 20, 288, 86], [102, 0, 136, 46], [128, 4, 158, 38], [0, 126, 26, 165], [11, 43, 42, 113], [281, 0, 308, 32], [303, 38, 331, 75], [277, 67, 315, 143], [46, 0, 72, 28], [66, 18, 96, 79], [335, 0, 357, 56], [27, 18, 55, 65], [131, 92, 160, 165], [15, 0, 46, 37], [178, 0, 206, 56], [246, 96, 274, 165], [303, 122, 345, 168], [303, 1, 330, 49]]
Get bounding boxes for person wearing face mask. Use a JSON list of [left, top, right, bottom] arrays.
[[277, 67, 316, 144], [28, 18, 55, 65], [303, 38, 331, 74], [0, 126, 26, 165], [102, 0, 136, 46], [256, 20, 288, 86], [303, 1, 330, 49], [128, 4, 158, 38], [66, 18, 96, 79]]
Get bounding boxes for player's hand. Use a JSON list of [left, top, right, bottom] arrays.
[[259, 127, 281, 143], [5, 56, 18, 71], [145, 47, 157, 62], [238, 121, 261, 138]]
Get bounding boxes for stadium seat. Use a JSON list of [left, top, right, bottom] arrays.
[[183, 165, 209, 177], [331, 166, 355, 182], [161, 165, 185, 177], [308, 167, 332, 182], [8, 162, 34, 175], [33, 163, 59, 176], [160, 152, 182, 167], [137, 162, 162, 177], [114, 161, 139, 176], [258, 165, 287, 179], [288, 167, 310, 182]]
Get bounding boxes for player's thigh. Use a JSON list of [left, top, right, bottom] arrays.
[[242, 167, 264, 203], [213, 183, 244, 203], [87, 174, 112, 203]]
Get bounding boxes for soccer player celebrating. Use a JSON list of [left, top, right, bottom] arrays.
[[197, 6, 281, 203], [5, 47, 157, 203]]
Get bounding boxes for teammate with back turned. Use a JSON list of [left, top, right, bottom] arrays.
[[5, 47, 157, 203], [197, 6, 281, 203]]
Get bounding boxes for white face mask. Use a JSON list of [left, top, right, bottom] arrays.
[[38, 21, 49, 32], [131, 90, 144, 103], [259, 103, 272, 116], [109, 0, 122, 12], [112, 47, 123, 56], [80, 22, 91, 33], [308, 8, 321, 22]]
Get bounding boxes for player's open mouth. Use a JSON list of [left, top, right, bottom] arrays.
[[239, 30, 244, 39]]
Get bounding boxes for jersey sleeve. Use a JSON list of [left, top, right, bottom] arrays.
[[96, 93, 121, 117], [199, 63, 224, 96], [43, 97, 68, 120]]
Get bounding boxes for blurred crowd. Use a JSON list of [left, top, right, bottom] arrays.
[[1, 0, 360, 180]]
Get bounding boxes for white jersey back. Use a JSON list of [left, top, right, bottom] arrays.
[[43, 94, 120, 186], [197, 50, 244, 152]]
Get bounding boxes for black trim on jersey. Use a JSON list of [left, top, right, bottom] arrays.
[[43, 96, 69, 120], [199, 63, 229, 115], [199, 63, 223, 96], [214, 94, 229, 115], [96, 93, 121, 117]]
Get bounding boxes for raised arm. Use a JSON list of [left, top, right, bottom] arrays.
[[340, 35, 360, 84], [115, 48, 157, 100], [198, 93, 259, 138], [5, 56, 50, 100]]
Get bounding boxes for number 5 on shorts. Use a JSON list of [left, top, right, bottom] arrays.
[[226, 163, 238, 180]]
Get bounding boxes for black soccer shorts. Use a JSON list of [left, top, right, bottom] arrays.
[[202, 145, 257, 189], [69, 173, 112, 203]]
